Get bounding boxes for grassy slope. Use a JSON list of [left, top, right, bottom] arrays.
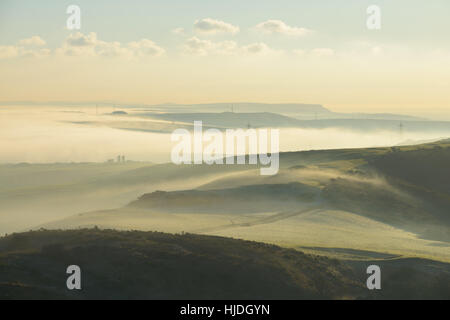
[[31, 140, 450, 263], [0, 229, 360, 300], [0, 229, 449, 300], [2, 140, 450, 262]]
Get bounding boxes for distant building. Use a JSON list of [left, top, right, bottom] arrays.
[[112, 155, 126, 163]]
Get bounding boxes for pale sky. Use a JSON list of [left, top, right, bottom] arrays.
[[1, 0, 450, 118]]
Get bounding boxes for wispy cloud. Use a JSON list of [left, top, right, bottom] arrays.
[[0, 35, 50, 59], [57, 32, 165, 58], [66, 32, 97, 47], [241, 42, 278, 55], [194, 18, 239, 35], [183, 37, 237, 55], [0, 33, 166, 60], [183, 37, 280, 56], [128, 39, 166, 57], [172, 27, 185, 35], [18, 36, 46, 47], [255, 20, 311, 36], [0, 46, 20, 59]]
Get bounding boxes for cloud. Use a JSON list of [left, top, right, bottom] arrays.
[[0, 46, 19, 59], [194, 18, 239, 35], [183, 37, 212, 55], [66, 32, 98, 47], [0, 43, 51, 60], [18, 36, 46, 47], [56, 33, 97, 57], [0, 36, 50, 59], [58, 32, 164, 58], [183, 37, 279, 56], [183, 37, 237, 55], [241, 42, 275, 55], [172, 27, 185, 35], [0, 33, 165, 60], [96, 41, 132, 58], [20, 48, 51, 58], [128, 39, 165, 57], [255, 19, 311, 36]]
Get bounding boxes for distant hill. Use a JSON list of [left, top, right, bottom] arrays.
[[111, 110, 128, 115], [152, 102, 331, 116], [145, 103, 425, 121], [348, 113, 425, 121], [0, 101, 429, 121], [140, 112, 450, 132], [145, 111, 302, 128]]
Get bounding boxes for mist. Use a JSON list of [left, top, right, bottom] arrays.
[[1, 106, 448, 164]]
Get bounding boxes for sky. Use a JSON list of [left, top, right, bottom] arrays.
[[1, 0, 450, 118]]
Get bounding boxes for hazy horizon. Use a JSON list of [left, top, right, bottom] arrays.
[[1, 105, 449, 164], [2, 0, 450, 118]]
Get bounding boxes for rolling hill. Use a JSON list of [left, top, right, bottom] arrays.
[[1, 229, 449, 299], [33, 139, 450, 263]]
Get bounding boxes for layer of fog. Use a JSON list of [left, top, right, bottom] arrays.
[[0, 163, 252, 235], [0, 106, 448, 164]]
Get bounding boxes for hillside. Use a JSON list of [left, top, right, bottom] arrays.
[[34, 140, 450, 263], [0, 229, 449, 300], [0, 229, 360, 300], [129, 182, 319, 213]]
